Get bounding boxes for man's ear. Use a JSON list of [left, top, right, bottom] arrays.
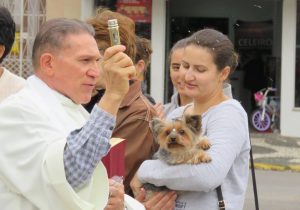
[[0, 45, 5, 59], [184, 114, 202, 135], [40, 53, 55, 76]]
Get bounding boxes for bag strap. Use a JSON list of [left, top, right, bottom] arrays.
[[216, 186, 225, 210], [249, 135, 260, 210], [215, 134, 260, 210]]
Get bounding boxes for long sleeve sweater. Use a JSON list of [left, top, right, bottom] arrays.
[[138, 99, 250, 210]]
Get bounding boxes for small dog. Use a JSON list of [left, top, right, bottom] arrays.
[[143, 114, 211, 199], [151, 114, 211, 164]]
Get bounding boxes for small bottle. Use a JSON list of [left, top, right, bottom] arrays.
[[108, 19, 121, 46]]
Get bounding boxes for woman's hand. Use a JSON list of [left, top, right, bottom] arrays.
[[130, 172, 144, 198], [131, 172, 177, 210], [104, 179, 125, 210], [153, 103, 165, 120], [137, 189, 177, 210]]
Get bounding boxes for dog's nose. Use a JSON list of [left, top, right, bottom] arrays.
[[170, 137, 177, 143]]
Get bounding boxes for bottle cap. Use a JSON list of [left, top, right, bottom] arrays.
[[108, 19, 118, 27]]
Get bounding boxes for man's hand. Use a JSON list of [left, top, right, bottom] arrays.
[[98, 45, 136, 116], [104, 179, 125, 210]]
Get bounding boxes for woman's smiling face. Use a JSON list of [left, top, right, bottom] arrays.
[[170, 48, 186, 95]]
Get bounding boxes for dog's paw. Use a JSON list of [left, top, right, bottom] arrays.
[[200, 153, 212, 163], [198, 137, 211, 150], [188, 152, 211, 164]]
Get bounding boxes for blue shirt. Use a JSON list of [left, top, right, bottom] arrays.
[[64, 105, 115, 188]]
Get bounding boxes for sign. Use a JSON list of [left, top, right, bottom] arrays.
[[116, 0, 152, 23], [235, 20, 273, 50]]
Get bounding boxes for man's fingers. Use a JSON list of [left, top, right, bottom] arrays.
[[103, 45, 126, 60], [115, 55, 134, 68]]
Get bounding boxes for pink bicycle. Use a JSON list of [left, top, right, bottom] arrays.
[[251, 87, 280, 132]]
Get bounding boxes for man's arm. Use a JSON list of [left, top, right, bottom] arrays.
[[63, 45, 136, 188], [64, 106, 114, 188]]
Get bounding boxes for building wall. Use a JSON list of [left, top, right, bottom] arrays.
[[150, 0, 166, 103], [281, 0, 300, 137], [46, 0, 93, 20]]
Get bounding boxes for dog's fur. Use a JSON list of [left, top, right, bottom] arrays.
[[151, 114, 211, 164], [143, 114, 211, 199]]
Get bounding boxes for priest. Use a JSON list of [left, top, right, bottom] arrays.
[[0, 18, 136, 210]]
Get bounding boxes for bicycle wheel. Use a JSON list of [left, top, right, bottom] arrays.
[[251, 110, 271, 132]]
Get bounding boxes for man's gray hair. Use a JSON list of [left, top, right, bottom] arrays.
[[32, 18, 95, 68]]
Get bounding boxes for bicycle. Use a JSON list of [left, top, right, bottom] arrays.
[[251, 87, 280, 132]]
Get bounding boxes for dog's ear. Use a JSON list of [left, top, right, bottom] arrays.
[[150, 118, 165, 139], [184, 114, 202, 135]]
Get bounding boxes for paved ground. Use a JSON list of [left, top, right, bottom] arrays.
[[246, 132, 300, 209], [244, 169, 300, 210], [250, 131, 300, 172]]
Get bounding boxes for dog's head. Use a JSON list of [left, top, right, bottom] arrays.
[[150, 115, 202, 152]]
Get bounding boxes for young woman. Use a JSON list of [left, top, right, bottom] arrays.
[[164, 38, 193, 116], [131, 29, 250, 210]]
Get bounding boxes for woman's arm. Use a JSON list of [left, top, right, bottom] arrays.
[[137, 105, 249, 192]]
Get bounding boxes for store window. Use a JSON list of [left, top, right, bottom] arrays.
[[295, 0, 300, 107], [94, 0, 152, 92], [167, 0, 282, 115]]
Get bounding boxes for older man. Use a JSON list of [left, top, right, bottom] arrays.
[[0, 18, 135, 210]]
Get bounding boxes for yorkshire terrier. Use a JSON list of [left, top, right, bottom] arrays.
[[143, 114, 211, 199], [151, 114, 211, 164]]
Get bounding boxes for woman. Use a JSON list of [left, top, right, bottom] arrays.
[[164, 38, 193, 116], [131, 29, 250, 210]]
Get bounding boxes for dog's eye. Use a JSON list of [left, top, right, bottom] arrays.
[[165, 130, 170, 135], [179, 129, 185, 135]]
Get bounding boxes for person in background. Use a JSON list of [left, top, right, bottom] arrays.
[[134, 36, 156, 105], [0, 17, 135, 210], [131, 28, 250, 210], [85, 9, 176, 210], [0, 6, 25, 102], [163, 38, 193, 117]]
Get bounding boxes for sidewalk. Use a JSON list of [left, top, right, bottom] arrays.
[[250, 131, 300, 172]]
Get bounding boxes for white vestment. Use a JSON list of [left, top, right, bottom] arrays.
[[0, 67, 26, 102], [0, 76, 109, 210]]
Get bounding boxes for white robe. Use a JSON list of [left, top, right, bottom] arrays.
[[0, 67, 26, 102], [0, 76, 109, 210]]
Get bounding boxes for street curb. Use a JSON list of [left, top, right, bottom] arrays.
[[253, 163, 300, 172]]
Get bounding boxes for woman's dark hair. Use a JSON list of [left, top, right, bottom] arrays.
[[186, 28, 238, 73], [0, 7, 16, 63]]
